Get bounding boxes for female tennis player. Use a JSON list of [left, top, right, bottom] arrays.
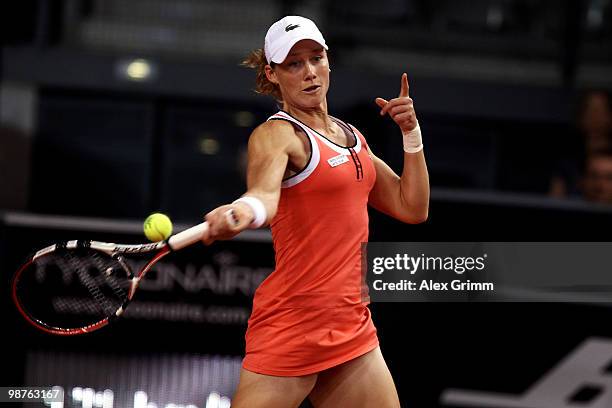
[[203, 16, 429, 408]]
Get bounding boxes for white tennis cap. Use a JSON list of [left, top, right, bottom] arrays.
[[264, 16, 328, 64]]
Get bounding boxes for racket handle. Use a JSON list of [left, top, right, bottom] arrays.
[[168, 222, 209, 250]]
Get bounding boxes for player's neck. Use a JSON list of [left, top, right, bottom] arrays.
[[283, 102, 334, 134]]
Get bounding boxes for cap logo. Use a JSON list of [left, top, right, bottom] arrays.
[[285, 24, 300, 32]]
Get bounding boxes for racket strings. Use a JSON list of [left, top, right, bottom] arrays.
[[89, 251, 130, 305], [65, 251, 121, 316]]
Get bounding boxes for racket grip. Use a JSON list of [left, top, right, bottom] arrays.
[[168, 222, 209, 250]]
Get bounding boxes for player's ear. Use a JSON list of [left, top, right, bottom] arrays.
[[265, 65, 279, 85]]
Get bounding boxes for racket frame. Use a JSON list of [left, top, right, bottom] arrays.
[[11, 222, 209, 335]]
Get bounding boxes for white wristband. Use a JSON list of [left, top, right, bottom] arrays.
[[233, 196, 267, 229], [403, 122, 423, 153]]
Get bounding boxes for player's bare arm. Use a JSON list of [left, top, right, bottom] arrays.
[[368, 149, 429, 224], [203, 120, 302, 243]]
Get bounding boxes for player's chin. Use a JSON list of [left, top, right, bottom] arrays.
[[297, 94, 326, 107]]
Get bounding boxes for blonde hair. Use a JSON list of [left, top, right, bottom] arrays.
[[241, 48, 283, 102]]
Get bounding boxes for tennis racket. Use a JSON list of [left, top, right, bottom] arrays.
[[11, 220, 212, 335]]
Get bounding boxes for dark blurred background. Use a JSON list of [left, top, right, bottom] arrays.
[[1, 0, 612, 218], [2, 1, 612, 407]]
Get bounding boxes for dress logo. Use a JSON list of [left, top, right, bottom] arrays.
[[327, 154, 349, 168]]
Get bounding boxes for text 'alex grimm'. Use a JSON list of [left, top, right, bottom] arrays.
[[372, 279, 494, 292]]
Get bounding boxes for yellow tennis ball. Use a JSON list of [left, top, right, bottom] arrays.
[[143, 213, 173, 241]]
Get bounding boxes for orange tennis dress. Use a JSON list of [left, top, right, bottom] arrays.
[[242, 110, 379, 376]]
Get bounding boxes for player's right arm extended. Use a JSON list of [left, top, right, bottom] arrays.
[[203, 120, 296, 243], [239, 120, 295, 224]]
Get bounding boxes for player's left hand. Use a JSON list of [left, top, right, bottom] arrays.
[[375, 73, 418, 133]]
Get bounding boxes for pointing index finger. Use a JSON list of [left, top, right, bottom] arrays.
[[399, 72, 409, 97]]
